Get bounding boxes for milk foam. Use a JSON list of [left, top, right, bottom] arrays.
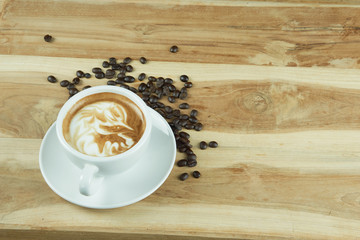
[[68, 101, 137, 157]]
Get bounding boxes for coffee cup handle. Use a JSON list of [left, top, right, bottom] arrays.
[[79, 164, 104, 196]]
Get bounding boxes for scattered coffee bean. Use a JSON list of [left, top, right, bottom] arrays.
[[76, 70, 85, 78], [105, 69, 115, 77], [156, 102, 165, 108], [69, 88, 79, 96], [67, 83, 75, 90], [209, 141, 218, 148], [184, 82, 193, 88], [120, 83, 129, 89], [179, 172, 189, 181], [139, 57, 147, 64], [187, 154, 197, 161], [189, 116, 198, 123], [190, 109, 198, 117], [173, 90, 180, 98], [199, 141, 207, 149], [129, 87, 138, 93], [173, 109, 180, 117], [44, 34, 53, 42], [185, 148, 194, 155], [194, 123, 203, 131], [179, 91, 188, 100], [111, 64, 121, 70], [82, 85, 91, 90], [124, 76, 135, 83], [179, 114, 189, 120], [180, 87, 187, 94], [47, 75, 57, 83], [178, 146, 187, 153], [107, 80, 116, 85], [170, 45, 178, 53], [126, 65, 133, 72], [138, 83, 147, 92], [142, 95, 149, 102], [95, 72, 105, 79], [185, 124, 194, 130], [149, 95, 158, 103], [168, 96, 176, 103], [123, 57, 132, 64], [180, 75, 189, 82], [179, 131, 190, 139], [164, 106, 173, 113], [192, 171, 201, 178], [92, 67, 102, 73], [148, 76, 157, 82], [187, 159, 197, 167], [117, 72, 125, 78], [179, 103, 190, 109], [102, 61, 110, 68], [115, 78, 125, 84], [164, 78, 173, 84], [177, 159, 188, 167], [84, 73, 91, 78], [168, 84, 176, 92], [138, 73, 146, 81], [109, 57, 117, 65], [60, 80, 70, 87], [72, 77, 80, 85]]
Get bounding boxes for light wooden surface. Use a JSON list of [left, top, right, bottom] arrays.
[[2, 0, 360, 239]]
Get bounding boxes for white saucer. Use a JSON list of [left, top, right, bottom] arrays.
[[39, 108, 176, 209]]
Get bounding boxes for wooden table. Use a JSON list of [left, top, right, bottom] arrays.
[[2, 0, 360, 239]]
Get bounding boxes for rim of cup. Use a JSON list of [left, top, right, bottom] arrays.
[[55, 85, 152, 162]]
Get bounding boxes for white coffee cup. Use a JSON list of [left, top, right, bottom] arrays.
[[55, 86, 152, 196]]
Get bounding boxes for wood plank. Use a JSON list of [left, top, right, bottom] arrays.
[[2, 1, 360, 67], [1, 137, 360, 239]]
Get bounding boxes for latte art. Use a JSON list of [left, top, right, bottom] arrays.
[[63, 93, 146, 157]]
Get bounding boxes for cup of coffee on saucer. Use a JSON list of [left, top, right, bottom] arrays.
[[39, 85, 176, 208]]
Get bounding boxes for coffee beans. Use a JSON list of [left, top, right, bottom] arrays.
[[199, 141, 207, 149], [69, 88, 79, 96], [170, 45, 178, 53], [60, 80, 70, 87], [179, 92, 187, 100], [76, 70, 85, 78], [184, 82, 193, 88], [84, 73, 91, 78], [187, 154, 197, 161], [179, 103, 189, 109], [123, 57, 132, 64], [177, 159, 188, 167], [82, 85, 91, 90], [190, 109, 198, 117], [47, 75, 57, 83], [126, 65, 133, 72], [179, 173, 188, 181], [180, 75, 189, 82], [92, 67, 102, 73], [139, 57, 147, 64], [209, 141, 218, 148], [44, 34, 52, 42], [72, 77, 80, 85], [102, 61, 110, 68], [168, 96, 176, 103], [192, 171, 201, 178], [107, 80, 116, 85], [67, 83, 75, 90], [194, 123, 203, 131], [95, 72, 105, 79], [138, 73, 146, 81]]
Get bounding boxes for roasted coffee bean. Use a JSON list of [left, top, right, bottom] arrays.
[[189, 116, 198, 123], [168, 96, 176, 103], [179, 132, 190, 139], [174, 124, 182, 131], [173, 109, 180, 117], [92, 67, 102, 73], [120, 68, 127, 74], [200, 141, 207, 149], [178, 146, 187, 152], [179, 172, 188, 181], [116, 72, 125, 78], [138, 73, 146, 81], [84, 73, 91, 78], [106, 69, 115, 76], [185, 148, 194, 155], [95, 72, 105, 79], [156, 79, 165, 88], [115, 78, 125, 84], [190, 109, 198, 117], [82, 85, 91, 90], [149, 95, 158, 103], [149, 103, 158, 109], [180, 75, 189, 82], [72, 77, 80, 85], [126, 65, 133, 72], [123, 57, 132, 64], [129, 87, 138, 93], [179, 92, 188, 100], [173, 118, 181, 125], [119, 62, 126, 68], [184, 142, 193, 149], [179, 137, 189, 144], [120, 83, 129, 89], [187, 154, 197, 161], [180, 87, 187, 93], [148, 76, 157, 82], [146, 81, 153, 88], [173, 90, 180, 98], [194, 123, 203, 131], [156, 109, 166, 117], [109, 57, 117, 65], [180, 120, 188, 127], [164, 78, 173, 84], [192, 171, 201, 178], [187, 159, 197, 167], [47, 75, 57, 83], [209, 141, 218, 148], [139, 57, 147, 64], [170, 45, 178, 53], [67, 83, 75, 90], [168, 84, 176, 92], [164, 106, 173, 113], [156, 102, 165, 108], [179, 103, 190, 109], [102, 61, 110, 68], [138, 83, 147, 92], [69, 88, 79, 96], [185, 124, 194, 130], [162, 87, 170, 96], [111, 64, 121, 70], [124, 76, 135, 83], [177, 159, 188, 167], [60, 80, 70, 87], [184, 82, 193, 88], [165, 113, 174, 119], [155, 88, 163, 96], [179, 114, 189, 120], [142, 95, 150, 101], [107, 80, 116, 85], [142, 91, 151, 96], [44, 34, 52, 42], [76, 70, 85, 78]]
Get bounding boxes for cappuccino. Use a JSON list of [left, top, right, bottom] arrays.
[[63, 92, 146, 157]]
